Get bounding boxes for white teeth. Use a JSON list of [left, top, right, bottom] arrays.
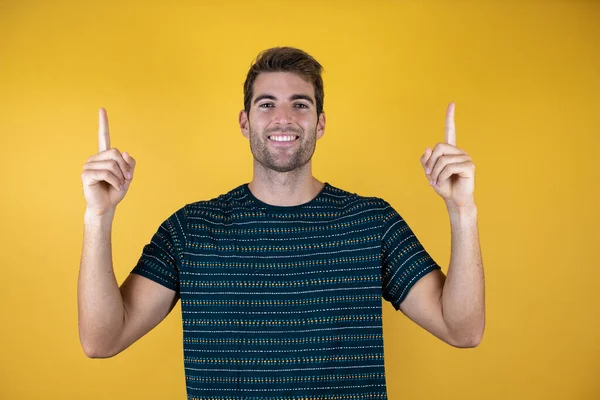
[[269, 135, 297, 142]]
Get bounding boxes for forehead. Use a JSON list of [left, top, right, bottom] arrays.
[[253, 72, 315, 99]]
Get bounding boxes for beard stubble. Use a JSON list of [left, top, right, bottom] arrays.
[[248, 124, 318, 173]]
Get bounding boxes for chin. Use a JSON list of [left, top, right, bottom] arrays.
[[257, 158, 311, 174], [266, 164, 301, 173]]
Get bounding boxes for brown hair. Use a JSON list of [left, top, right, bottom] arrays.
[[243, 47, 324, 117]]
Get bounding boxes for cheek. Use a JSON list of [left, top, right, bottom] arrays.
[[251, 111, 271, 124], [295, 119, 313, 132], [249, 120, 264, 134]]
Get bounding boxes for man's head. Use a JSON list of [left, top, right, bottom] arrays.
[[243, 47, 324, 118], [239, 47, 326, 174]]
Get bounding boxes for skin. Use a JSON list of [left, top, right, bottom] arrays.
[[401, 102, 485, 347], [239, 72, 326, 206], [78, 75, 484, 359], [78, 109, 177, 358]]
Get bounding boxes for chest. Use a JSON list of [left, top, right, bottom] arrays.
[[179, 219, 383, 316]]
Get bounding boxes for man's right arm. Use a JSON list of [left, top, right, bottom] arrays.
[[78, 108, 178, 358], [78, 211, 178, 358]]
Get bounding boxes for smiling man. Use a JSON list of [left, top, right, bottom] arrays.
[[79, 47, 485, 399]]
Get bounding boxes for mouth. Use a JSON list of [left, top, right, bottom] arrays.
[[268, 135, 299, 142]]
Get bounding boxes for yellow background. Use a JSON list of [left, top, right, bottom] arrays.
[[1, 0, 598, 399]]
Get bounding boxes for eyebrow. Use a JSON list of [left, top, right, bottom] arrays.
[[253, 94, 315, 105]]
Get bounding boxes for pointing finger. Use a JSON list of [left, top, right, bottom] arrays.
[[98, 108, 110, 153], [445, 102, 456, 147]]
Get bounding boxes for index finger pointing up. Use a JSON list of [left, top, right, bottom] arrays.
[[445, 102, 456, 147], [98, 108, 110, 153]]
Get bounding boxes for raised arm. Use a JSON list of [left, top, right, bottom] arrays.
[[399, 103, 485, 348], [78, 109, 178, 358]]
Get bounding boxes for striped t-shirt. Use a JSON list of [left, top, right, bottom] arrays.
[[132, 182, 440, 400]]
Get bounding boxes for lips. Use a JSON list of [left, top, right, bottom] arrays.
[[268, 134, 299, 142]]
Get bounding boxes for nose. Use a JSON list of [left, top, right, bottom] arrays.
[[272, 106, 293, 125]]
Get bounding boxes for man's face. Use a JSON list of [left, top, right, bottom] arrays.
[[239, 72, 326, 173]]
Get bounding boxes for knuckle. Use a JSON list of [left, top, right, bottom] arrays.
[[109, 161, 120, 174]]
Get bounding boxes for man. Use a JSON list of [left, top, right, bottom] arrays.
[[79, 47, 484, 399]]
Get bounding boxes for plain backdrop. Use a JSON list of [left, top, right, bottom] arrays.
[[0, 0, 598, 399]]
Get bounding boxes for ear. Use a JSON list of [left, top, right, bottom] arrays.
[[316, 112, 326, 140], [239, 110, 249, 139]]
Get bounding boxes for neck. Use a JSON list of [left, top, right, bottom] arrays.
[[248, 160, 324, 207]]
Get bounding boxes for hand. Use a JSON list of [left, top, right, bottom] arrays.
[[81, 108, 136, 216], [420, 102, 475, 209]]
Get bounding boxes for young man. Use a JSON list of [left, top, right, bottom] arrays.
[[79, 47, 485, 399]]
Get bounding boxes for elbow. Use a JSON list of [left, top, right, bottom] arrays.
[[78, 320, 125, 359], [81, 347, 108, 359], [79, 333, 120, 359], [448, 322, 485, 349], [81, 341, 118, 359], [82, 347, 104, 359], [451, 334, 483, 349]]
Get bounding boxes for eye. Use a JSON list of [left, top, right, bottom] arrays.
[[294, 103, 309, 109], [259, 103, 274, 108]]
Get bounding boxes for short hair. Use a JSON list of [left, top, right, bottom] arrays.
[[243, 47, 324, 117]]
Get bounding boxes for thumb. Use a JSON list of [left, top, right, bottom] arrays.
[[420, 147, 432, 168], [123, 152, 136, 171], [122, 152, 136, 184]]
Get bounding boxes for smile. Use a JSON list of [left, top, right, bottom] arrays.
[[268, 135, 299, 142]]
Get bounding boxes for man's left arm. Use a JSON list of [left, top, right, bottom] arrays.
[[399, 102, 485, 348], [443, 203, 484, 347]]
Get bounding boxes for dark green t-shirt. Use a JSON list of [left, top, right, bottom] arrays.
[[132, 182, 440, 400]]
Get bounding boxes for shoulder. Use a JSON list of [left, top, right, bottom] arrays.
[[325, 183, 394, 216], [184, 184, 249, 213], [176, 184, 258, 229]]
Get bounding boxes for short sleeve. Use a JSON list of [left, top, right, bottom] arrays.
[[131, 206, 187, 293], [381, 201, 441, 310]]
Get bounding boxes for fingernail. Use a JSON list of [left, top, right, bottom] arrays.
[[426, 168, 430, 174], [126, 172, 132, 179]]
